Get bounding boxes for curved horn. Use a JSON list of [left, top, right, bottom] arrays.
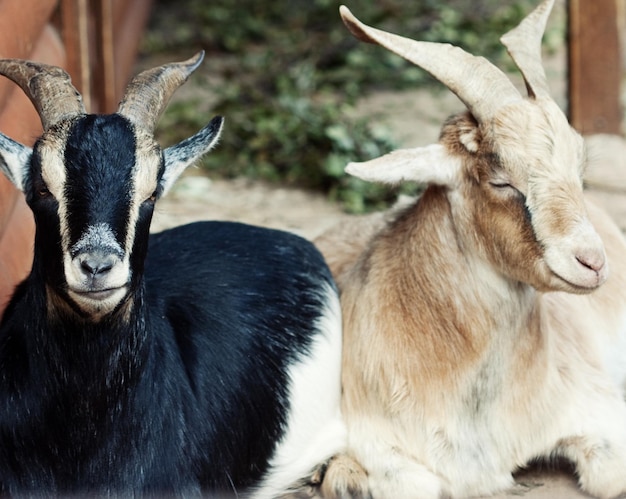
[[339, 6, 522, 123], [117, 51, 205, 132], [500, 0, 554, 99], [0, 59, 85, 130]]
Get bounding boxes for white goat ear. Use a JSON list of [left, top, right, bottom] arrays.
[[0, 132, 33, 192], [346, 144, 461, 187], [160, 115, 224, 195]]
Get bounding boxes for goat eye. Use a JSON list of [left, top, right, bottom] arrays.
[[489, 181, 512, 189], [489, 181, 518, 192], [38, 186, 51, 198], [489, 181, 525, 199], [145, 190, 157, 203]]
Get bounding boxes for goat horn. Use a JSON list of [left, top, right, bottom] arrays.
[[0, 60, 85, 131], [339, 6, 522, 123], [500, 0, 554, 99], [117, 51, 205, 132]]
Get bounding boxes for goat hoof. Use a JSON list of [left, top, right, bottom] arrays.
[[319, 453, 372, 499]]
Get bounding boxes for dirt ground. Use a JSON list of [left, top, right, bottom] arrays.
[[148, 33, 626, 499]]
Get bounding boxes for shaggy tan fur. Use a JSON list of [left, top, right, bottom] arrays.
[[315, 1, 626, 496]]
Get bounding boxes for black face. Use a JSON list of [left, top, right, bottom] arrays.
[[63, 114, 136, 255]]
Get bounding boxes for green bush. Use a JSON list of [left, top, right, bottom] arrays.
[[146, 0, 557, 212]]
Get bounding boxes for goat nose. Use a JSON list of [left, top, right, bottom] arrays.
[[80, 254, 115, 277], [575, 248, 606, 274]]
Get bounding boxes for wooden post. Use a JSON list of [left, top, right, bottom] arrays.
[[61, 0, 92, 112], [94, 0, 116, 113], [568, 0, 622, 135], [60, 0, 153, 114]]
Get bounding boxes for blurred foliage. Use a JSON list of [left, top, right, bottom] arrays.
[[145, 0, 559, 212]]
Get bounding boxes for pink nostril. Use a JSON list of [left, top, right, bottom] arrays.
[[575, 251, 606, 273]]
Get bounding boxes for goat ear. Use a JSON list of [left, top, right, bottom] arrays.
[[346, 144, 461, 187], [160, 116, 224, 195], [0, 131, 33, 192]]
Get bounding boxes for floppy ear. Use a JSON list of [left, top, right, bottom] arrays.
[[160, 115, 224, 195], [346, 144, 462, 187], [0, 131, 33, 192]]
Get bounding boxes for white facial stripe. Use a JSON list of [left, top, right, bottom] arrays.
[[133, 140, 160, 201], [124, 129, 160, 257], [38, 132, 69, 199]]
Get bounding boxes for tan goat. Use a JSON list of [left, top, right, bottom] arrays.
[[316, 1, 626, 498]]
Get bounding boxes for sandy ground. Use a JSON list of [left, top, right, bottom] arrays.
[[147, 36, 626, 499]]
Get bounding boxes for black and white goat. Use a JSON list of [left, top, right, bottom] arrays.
[[0, 53, 345, 497]]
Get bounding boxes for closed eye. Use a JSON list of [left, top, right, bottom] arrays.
[[489, 181, 525, 200], [489, 181, 512, 189]]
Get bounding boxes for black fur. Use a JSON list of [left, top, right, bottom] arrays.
[[63, 114, 136, 249]]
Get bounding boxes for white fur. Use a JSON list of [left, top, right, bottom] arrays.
[[0, 132, 32, 191], [251, 283, 346, 498], [597, 310, 626, 396]]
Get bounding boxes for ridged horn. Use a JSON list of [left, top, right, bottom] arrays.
[[500, 0, 554, 99], [339, 6, 523, 123], [0, 59, 85, 130], [117, 51, 205, 132]]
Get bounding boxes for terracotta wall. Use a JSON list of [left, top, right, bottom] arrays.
[[0, 0, 61, 316]]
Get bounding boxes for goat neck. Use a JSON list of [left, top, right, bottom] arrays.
[[338, 195, 549, 441]]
